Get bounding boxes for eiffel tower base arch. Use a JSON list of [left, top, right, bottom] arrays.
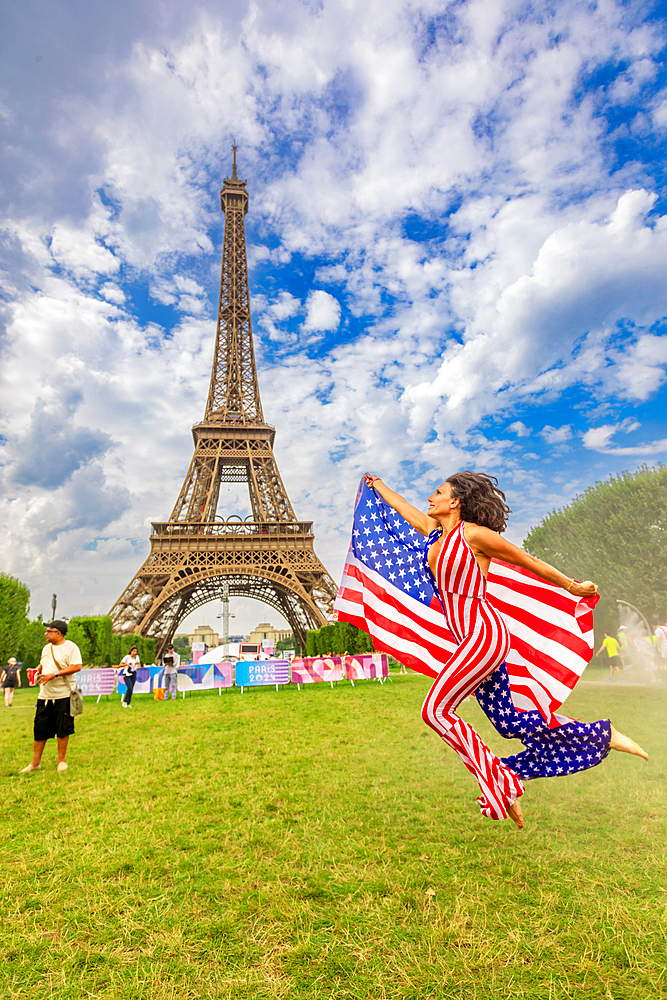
[[139, 573, 325, 655], [109, 520, 336, 656]]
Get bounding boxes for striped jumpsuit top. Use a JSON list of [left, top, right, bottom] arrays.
[[422, 520, 524, 821]]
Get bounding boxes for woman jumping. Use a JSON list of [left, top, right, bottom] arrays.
[[362, 471, 648, 829]]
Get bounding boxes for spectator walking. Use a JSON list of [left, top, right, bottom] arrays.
[[2, 657, 21, 707], [634, 633, 657, 672], [162, 645, 180, 700], [596, 632, 623, 682], [20, 621, 82, 773], [120, 646, 140, 707], [655, 621, 667, 669]]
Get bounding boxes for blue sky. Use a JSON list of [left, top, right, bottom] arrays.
[[1, 0, 667, 634]]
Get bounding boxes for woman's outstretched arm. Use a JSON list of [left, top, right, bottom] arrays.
[[466, 523, 598, 597], [363, 475, 438, 537]]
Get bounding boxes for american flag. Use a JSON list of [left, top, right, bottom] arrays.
[[334, 480, 599, 726]]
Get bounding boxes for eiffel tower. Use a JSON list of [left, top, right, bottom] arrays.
[[109, 148, 338, 654]]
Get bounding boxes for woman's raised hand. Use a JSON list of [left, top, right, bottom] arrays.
[[569, 579, 598, 597], [364, 474, 382, 489]]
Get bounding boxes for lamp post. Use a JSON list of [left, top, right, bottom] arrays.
[[616, 599, 651, 637], [216, 582, 236, 647]]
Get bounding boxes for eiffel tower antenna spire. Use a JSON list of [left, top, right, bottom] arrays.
[[202, 144, 263, 430], [109, 151, 337, 653]]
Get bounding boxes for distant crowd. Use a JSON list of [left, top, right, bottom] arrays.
[[596, 622, 667, 681]]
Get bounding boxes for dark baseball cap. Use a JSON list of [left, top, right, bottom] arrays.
[[45, 620, 68, 635]]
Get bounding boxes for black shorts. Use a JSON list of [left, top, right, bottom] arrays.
[[34, 697, 75, 741], [608, 655, 622, 667], [3, 680, 16, 689]]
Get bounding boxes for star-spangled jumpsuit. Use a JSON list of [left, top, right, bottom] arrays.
[[422, 522, 611, 819], [422, 521, 524, 820]]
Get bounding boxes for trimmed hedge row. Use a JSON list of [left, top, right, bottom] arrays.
[[66, 617, 155, 666]]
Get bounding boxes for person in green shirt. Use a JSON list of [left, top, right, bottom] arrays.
[[617, 625, 630, 666]]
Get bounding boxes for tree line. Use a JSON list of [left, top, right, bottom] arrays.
[[523, 463, 666, 637]]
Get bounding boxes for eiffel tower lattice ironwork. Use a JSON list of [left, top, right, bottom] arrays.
[[109, 149, 338, 653]]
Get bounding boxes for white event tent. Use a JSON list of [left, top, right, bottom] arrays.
[[195, 645, 229, 664]]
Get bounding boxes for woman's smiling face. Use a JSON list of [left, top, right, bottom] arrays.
[[427, 482, 459, 520]]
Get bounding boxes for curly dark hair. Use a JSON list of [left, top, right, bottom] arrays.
[[445, 471, 511, 533]]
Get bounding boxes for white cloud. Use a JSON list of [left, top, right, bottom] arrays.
[[582, 424, 625, 451], [302, 290, 341, 334], [404, 190, 667, 437], [585, 436, 667, 457], [608, 58, 656, 102], [540, 425, 573, 445], [50, 222, 119, 282], [611, 333, 667, 400], [508, 421, 531, 437], [268, 291, 300, 322], [99, 282, 126, 304], [255, 291, 302, 342], [652, 95, 667, 129], [581, 418, 667, 456]]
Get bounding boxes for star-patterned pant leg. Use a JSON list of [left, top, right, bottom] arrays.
[[475, 663, 611, 780]]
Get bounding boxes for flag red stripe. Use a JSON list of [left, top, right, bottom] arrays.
[[338, 578, 453, 669], [337, 560, 457, 675], [488, 593, 592, 665], [336, 594, 440, 678], [343, 561, 455, 644]]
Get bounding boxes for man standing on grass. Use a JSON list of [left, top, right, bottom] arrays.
[[20, 620, 82, 774], [162, 644, 180, 700]]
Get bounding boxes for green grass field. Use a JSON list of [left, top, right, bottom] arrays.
[[1, 672, 666, 1000]]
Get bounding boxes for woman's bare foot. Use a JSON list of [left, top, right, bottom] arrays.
[[609, 725, 649, 761], [507, 799, 524, 830]]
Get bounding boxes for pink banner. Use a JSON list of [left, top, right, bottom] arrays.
[[291, 654, 388, 684], [291, 656, 343, 685], [344, 653, 389, 681]]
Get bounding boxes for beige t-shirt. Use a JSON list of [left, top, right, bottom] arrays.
[[38, 640, 82, 700]]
